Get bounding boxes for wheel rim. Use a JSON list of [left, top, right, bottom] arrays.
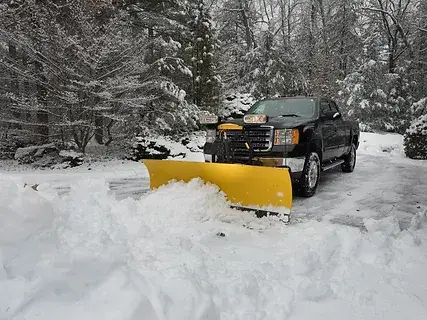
[[308, 160, 319, 188]]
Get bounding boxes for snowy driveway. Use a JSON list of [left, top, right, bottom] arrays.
[[292, 151, 427, 229]]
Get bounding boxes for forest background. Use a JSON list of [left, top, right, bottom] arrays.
[[1, 0, 426, 159]]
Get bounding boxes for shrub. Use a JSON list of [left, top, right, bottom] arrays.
[[404, 114, 427, 159]]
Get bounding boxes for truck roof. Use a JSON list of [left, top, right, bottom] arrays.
[[262, 96, 322, 100]]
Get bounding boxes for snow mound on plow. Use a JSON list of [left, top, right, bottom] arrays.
[[1, 175, 427, 320]]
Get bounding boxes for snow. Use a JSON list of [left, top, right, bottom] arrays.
[[183, 132, 206, 154], [358, 131, 406, 157], [14, 143, 56, 160], [219, 93, 256, 118], [360, 99, 370, 109], [411, 97, 427, 115], [406, 114, 427, 135], [1, 132, 427, 319], [58, 150, 83, 158], [376, 89, 387, 99], [133, 133, 204, 162]]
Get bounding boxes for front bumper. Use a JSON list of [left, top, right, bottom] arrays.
[[204, 153, 305, 174], [204, 141, 307, 174]]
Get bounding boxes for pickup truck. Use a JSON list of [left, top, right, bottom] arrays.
[[201, 96, 360, 197]]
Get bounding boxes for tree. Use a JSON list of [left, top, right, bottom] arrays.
[[186, 0, 222, 112], [361, 0, 414, 74], [411, 0, 427, 100], [0, 1, 199, 152]]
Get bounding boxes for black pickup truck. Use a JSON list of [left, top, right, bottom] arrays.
[[200, 96, 360, 197]]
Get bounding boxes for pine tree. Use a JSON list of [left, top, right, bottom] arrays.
[[186, 0, 222, 112]]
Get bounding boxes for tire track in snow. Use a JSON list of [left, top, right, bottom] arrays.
[[291, 153, 427, 229]]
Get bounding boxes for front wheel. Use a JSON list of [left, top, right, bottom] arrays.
[[341, 143, 356, 172], [298, 152, 321, 197]]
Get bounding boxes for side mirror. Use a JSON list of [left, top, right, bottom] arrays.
[[322, 110, 341, 120], [332, 112, 341, 120]]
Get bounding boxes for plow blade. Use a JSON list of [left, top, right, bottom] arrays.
[[143, 159, 292, 216]]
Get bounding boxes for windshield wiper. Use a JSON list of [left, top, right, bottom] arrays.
[[277, 114, 301, 117]]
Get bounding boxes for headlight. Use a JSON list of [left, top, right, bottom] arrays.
[[274, 129, 299, 145], [206, 129, 216, 143]]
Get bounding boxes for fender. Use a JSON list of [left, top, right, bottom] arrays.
[[302, 124, 323, 161]]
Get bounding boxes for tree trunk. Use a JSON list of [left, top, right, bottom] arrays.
[[8, 43, 21, 130], [317, 0, 328, 55], [148, 27, 155, 63], [35, 60, 49, 143], [238, 0, 254, 51], [94, 115, 103, 144], [307, 0, 316, 79], [338, 2, 348, 76], [22, 52, 31, 121]]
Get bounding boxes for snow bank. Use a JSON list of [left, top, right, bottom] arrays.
[[1, 175, 427, 319], [0, 177, 55, 244], [359, 131, 405, 157], [14, 143, 57, 160], [131, 133, 204, 162]]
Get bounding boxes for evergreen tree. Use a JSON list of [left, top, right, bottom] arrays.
[[186, 0, 222, 112]]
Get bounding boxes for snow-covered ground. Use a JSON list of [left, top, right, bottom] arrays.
[[1, 132, 427, 319]]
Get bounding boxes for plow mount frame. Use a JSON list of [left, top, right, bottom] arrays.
[[230, 205, 291, 223]]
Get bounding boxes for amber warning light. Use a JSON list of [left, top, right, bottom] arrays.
[[243, 114, 267, 124]]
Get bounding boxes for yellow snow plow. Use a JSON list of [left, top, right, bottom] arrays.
[[143, 159, 293, 221]]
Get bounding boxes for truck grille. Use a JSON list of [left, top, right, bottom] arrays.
[[225, 126, 273, 153]]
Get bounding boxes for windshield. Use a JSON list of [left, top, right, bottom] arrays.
[[246, 98, 316, 118]]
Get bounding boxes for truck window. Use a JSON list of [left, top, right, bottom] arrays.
[[246, 98, 316, 118], [329, 100, 339, 114], [320, 101, 331, 117]]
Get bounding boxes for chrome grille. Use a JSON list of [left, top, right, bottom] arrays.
[[225, 126, 273, 153]]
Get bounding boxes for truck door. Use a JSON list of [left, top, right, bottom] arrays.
[[329, 100, 349, 157], [319, 99, 336, 161]]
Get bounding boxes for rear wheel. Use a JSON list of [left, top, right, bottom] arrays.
[[341, 143, 356, 172], [298, 152, 321, 197]]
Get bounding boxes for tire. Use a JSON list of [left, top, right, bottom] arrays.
[[298, 152, 321, 197], [341, 143, 356, 172]]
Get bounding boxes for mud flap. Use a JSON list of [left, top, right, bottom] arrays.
[[142, 159, 292, 219]]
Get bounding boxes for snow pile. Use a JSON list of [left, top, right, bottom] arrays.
[[130, 133, 204, 162], [0, 178, 54, 244], [13, 143, 84, 168], [1, 175, 427, 319], [357, 127, 427, 160], [358, 131, 405, 157], [14, 143, 57, 162], [58, 150, 83, 159], [181, 131, 206, 153]]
